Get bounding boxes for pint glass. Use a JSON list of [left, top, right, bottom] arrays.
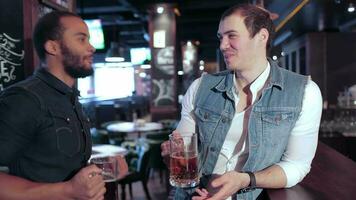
[[90, 155, 118, 200], [169, 132, 199, 188]]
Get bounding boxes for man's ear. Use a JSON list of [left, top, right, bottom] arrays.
[[258, 28, 269, 44], [44, 40, 59, 56]]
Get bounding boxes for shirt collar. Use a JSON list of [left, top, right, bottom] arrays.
[[233, 61, 270, 103], [35, 67, 80, 97]]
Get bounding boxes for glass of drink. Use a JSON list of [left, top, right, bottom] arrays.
[[90, 155, 118, 182], [169, 132, 199, 188]]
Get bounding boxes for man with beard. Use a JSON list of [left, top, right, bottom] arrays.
[[0, 11, 128, 200]]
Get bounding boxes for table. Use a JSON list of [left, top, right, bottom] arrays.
[[92, 144, 128, 156], [106, 121, 163, 137], [266, 142, 356, 200]]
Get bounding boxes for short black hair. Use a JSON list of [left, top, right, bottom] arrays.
[[33, 11, 79, 61], [221, 3, 275, 51]]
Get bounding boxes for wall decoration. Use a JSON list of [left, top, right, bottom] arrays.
[[152, 79, 174, 106], [0, 33, 24, 91], [41, 0, 71, 11]]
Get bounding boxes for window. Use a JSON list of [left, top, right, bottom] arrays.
[[77, 63, 135, 99]]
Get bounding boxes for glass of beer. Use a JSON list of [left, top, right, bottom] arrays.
[[169, 132, 199, 188], [90, 155, 119, 200], [90, 155, 117, 182]]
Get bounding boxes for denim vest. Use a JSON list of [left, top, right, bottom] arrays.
[[174, 61, 308, 200]]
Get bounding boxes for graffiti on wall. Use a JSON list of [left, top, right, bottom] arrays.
[[155, 46, 174, 75], [0, 33, 24, 91], [152, 79, 174, 106]]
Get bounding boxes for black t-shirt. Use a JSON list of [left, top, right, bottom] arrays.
[[0, 67, 92, 182]]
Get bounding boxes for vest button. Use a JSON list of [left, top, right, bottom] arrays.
[[210, 147, 216, 152], [222, 118, 226, 123], [204, 113, 208, 119]]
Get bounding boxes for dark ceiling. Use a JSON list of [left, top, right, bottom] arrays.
[[77, 0, 356, 62]]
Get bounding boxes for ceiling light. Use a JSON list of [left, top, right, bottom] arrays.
[[187, 41, 192, 47], [348, 3, 355, 13], [105, 42, 124, 62], [157, 6, 164, 14]]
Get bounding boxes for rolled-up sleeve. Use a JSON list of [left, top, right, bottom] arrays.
[[0, 88, 40, 166], [276, 80, 323, 187]]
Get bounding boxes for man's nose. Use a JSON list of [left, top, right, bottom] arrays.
[[219, 37, 229, 51], [89, 43, 96, 53]]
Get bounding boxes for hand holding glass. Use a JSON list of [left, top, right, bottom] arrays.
[[169, 132, 199, 188], [90, 156, 118, 182]]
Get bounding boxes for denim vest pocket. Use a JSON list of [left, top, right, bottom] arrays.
[[194, 107, 220, 143], [50, 109, 80, 157], [261, 110, 295, 147]]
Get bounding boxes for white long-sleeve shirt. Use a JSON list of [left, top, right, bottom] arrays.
[[176, 62, 323, 188]]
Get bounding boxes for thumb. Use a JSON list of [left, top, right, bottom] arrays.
[[172, 130, 181, 137], [210, 176, 225, 188]]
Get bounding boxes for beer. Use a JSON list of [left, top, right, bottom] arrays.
[[169, 151, 198, 188]]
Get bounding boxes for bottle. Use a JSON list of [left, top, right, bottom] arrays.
[[132, 111, 137, 123]]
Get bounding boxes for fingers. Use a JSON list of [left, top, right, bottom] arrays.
[[171, 130, 181, 137], [210, 175, 226, 188], [192, 188, 209, 200], [196, 188, 209, 197], [89, 181, 106, 200], [116, 155, 129, 179], [161, 140, 170, 157], [85, 165, 103, 177]]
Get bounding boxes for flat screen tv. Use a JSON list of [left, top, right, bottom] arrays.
[[84, 19, 105, 50], [130, 47, 151, 65]]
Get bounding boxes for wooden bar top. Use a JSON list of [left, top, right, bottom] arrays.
[[267, 142, 356, 200]]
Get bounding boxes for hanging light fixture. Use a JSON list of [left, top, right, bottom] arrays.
[[105, 42, 124, 62]]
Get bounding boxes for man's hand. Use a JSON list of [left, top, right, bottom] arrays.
[[193, 171, 250, 200], [66, 165, 106, 200]]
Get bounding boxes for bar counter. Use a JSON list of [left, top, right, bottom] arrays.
[[266, 142, 356, 200]]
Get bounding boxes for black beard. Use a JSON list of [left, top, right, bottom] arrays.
[[60, 42, 94, 78]]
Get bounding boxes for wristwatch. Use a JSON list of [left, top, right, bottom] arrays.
[[237, 171, 256, 194]]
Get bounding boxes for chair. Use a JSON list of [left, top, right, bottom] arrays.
[[117, 144, 151, 200], [146, 130, 170, 193], [94, 103, 118, 129], [101, 120, 128, 145], [158, 119, 178, 131], [90, 128, 110, 144]]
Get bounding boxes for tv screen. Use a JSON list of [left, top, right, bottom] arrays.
[[84, 19, 105, 50], [130, 47, 151, 65]]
